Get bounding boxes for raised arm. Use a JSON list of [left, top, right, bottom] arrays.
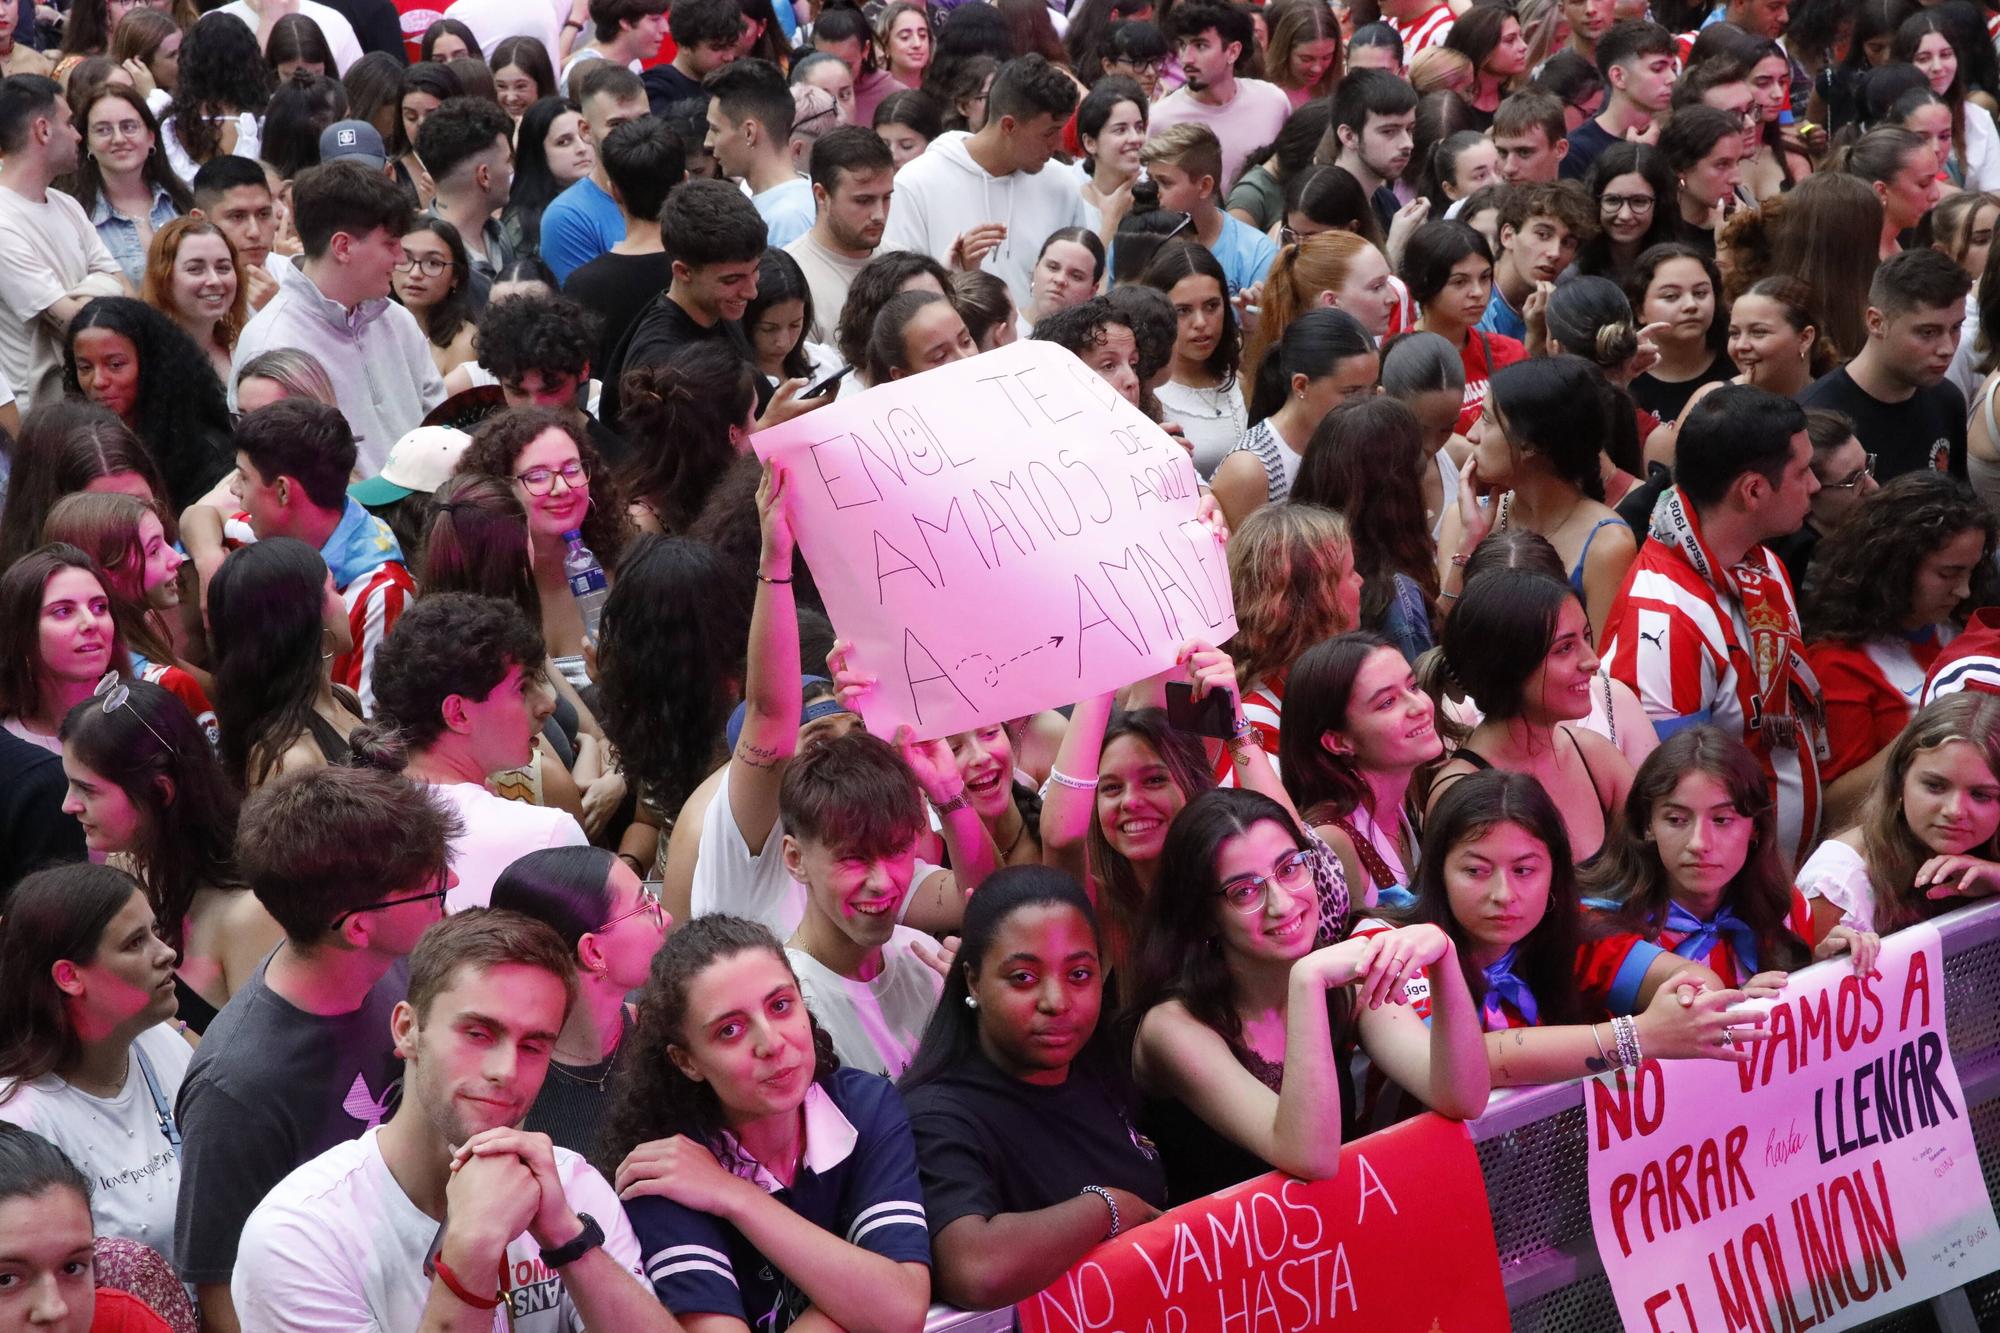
[[727, 462, 805, 856], [1038, 690, 1116, 887]]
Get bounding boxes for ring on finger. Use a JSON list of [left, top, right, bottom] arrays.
[[1719, 1030, 1735, 1048]]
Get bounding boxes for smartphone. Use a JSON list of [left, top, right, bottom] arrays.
[[802, 364, 854, 399], [1165, 681, 1236, 739]]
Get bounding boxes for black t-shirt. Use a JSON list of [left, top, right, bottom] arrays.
[[1767, 522, 1823, 592], [318, 0, 405, 61], [642, 62, 705, 117], [1561, 117, 1621, 182], [1630, 355, 1732, 425], [901, 1046, 1167, 1237], [1370, 184, 1401, 236], [564, 249, 676, 384], [600, 292, 768, 430], [0, 730, 83, 904], [1797, 367, 1968, 482]]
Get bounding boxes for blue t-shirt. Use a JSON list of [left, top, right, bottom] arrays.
[[1209, 211, 1279, 297], [627, 1067, 930, 1330], [539, 177, 626, 284], [754, 178, 817, 250], [1477, 283, 1526, 340]]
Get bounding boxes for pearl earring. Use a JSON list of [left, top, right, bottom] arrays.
[[963, 995, 978, 1009]]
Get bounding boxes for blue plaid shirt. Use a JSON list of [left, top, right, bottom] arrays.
[[89, 187, 181, 286]]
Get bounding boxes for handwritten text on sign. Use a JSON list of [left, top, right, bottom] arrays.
[[1586, 922, 1999, 1332], [1018, 1112, 1508, 1333], [750, 340, 1234, 739]]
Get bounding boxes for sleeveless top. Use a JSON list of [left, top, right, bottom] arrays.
[[1494, 492, 1627, 596], [1971, 378, 2000, 513], [1224, 418, 1296, 505], [1442, 728, 1614, 864], [173, 974, 221, 1036]]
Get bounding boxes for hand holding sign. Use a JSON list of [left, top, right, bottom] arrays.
[[751, 340, 1234, 740]]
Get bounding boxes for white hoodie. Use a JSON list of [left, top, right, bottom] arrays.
[[878, 130, 1090, 313]]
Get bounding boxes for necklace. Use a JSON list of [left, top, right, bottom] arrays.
[[547, 1058, 613, 1088], [997, 808, 1030, 862]]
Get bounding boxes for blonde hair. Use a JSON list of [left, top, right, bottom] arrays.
[[1140, 122, 1223, 192], [1409, 47, 1474, 96], [1226, 502, 1355, 688], [1859, 694, 2000, 931], [1242, 230, 1379, 382]]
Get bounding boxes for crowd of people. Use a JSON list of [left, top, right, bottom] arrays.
[[0, 0, 1996, 1325]]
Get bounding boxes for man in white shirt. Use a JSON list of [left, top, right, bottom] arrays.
[[368, 592, 588, 912], [232, 161, 445, 474], [704, 56, 816, 248], [0, 76, 129, 412], [779, 732, 948, 1078], [877, 53, 1087, 311], [232, 909, 679, 1332], [784, 124, 893, 344], [1148, 0, 1291, 194], [218, 0, 364, 72]]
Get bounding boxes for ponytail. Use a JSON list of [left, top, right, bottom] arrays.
[[1246, 308, 1375, 425]]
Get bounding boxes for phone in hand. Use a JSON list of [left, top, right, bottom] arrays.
[[1165, 681, 1236, 739], [802, 364, 854, 399]]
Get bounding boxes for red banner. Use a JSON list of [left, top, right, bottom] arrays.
[[1017, 1113, 1509, 1333]]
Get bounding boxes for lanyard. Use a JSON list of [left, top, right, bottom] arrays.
[[134, 1045, 180, 1152]]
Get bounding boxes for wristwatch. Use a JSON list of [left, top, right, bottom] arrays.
[[931, 791, 970, 816], [539, 1213, 605, 1269]]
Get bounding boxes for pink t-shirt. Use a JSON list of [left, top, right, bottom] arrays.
[[1146, 78, 1293, 195]]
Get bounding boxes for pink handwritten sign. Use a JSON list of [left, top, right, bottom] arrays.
[[751, 340, 1234, 739]]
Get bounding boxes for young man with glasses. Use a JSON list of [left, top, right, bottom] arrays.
[[180, 398, 416, 715], [1799, 247, 1972, 484], [173, 763, 462, 1333], [231, 160, 445, 475], [368, 592, 589, 913], [1768, 408, 1879, 590]]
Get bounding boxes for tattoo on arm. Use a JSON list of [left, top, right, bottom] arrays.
[[1584, 1055, 1610, 1072], [737, 742, 782, 769]]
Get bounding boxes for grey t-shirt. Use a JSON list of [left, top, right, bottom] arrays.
[[172, 954, 408, 1284]]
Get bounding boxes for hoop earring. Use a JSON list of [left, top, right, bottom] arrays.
[[321, 626, 335, 663]]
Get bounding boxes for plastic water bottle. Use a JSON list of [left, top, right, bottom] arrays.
[[562, 530, 609, 643]]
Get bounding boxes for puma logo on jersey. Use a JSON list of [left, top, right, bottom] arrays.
[[1640, 630, 1665, 649]]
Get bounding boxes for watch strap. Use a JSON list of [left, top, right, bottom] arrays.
[[931, 791, 970, 816], [539, 1213, 605, 1269]]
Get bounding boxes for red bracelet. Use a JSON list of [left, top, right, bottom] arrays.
[[432, 1253, 503, 1310]]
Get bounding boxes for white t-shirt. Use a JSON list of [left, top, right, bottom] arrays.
[[445, 0, 565, 78], [1156, 377, 1248, 480], [786, 926, 944, 1078], [689, 767, 941, 939], [1796, 838, 1876, 933], [434, 780, 590, 912], [0, 1024, 192, 1261], [0, 185, 124, 412], [232, 1126, 645, 1332], [215, 0, 363, 72]]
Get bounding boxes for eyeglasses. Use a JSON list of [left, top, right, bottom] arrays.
[[1601, 193, 1655, 215], [600, 880, 667, 932], [328, 874, 451, 928], [1822, 453, 1878, 490], [512, 458, 590, 495], [1214, 849, 1315, 913], [394, 253, 451, 276], [93, 671, 174, 754], [89, 119, 146, 142], [1111, 59, 1164, 76], [1161, 210, 1195, 243]]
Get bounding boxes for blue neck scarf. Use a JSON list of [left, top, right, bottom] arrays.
[[1480, 946, 1540, 1031], [1664, 900, 1759, 974]]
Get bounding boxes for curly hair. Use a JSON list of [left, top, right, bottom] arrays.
[[473, 290, 597, 386], [1802, 472, 1999, 643], [685, 454, 826, 615], [1581, 725, 1808, 970], [361, 592, 546, 753], [58, 679, 242, 951], [143, 218, 246, 357], [168, 13, 275, 167], [62, 297, 234, 514], [596, 535, 752, 815], [0, 402, 163, 570], [617, 342, 758, 532], [595, 915, 839, 1179], [1291, 396, 1442, 629], [454, 407, 629, 570], [1225, 503, 1355, 690]]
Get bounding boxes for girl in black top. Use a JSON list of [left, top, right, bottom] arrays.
[[899, 866, 1165, 1310]]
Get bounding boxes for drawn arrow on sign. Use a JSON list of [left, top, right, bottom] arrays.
[[958, 635, 1066, 688]]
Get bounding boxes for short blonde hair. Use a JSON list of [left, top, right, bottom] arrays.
[[1140, 122, 1224, 193]]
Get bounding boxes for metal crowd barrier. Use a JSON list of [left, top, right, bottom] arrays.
[[923, 898, 2000, 1332]]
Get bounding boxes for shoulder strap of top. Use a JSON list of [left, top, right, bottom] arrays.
[[1982, 375, 2000, 443], [1567, 726, 1613, 816]]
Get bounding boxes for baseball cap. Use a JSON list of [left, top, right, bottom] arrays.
[[725, 676, 849, 754], [349, 426, 472, 505], [320, 119, 388, 171]]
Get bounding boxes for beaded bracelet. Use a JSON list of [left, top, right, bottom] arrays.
[[1611, 1014, 1643, 1069]]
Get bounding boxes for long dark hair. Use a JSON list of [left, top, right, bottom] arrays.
[[1488, 355, 1613, 502], [1437, 567, 1578, 724], [421, 473, 542, 625], [1624, 242, 1728, 358], [208, 537, 335, 788], [1126, 789, 1343, 1061], [0, 865, 145, 1093], [67, 85, 191, 219], [1802, 472, 1999, 642], [597, 535, 752, 817], [595, 915, 839, 1177], [1291, 396, 1441, 628], [0, 545, 129, 727], [169, 12, 276, 167], [59, 680, 241, 950], [900, 865, 1103, 1092], [504, 97, 582, 254], [489, 36, 558, 105], [746, 249, 817, 382], [1086, 708, 1214, 958], [1576, 143, 1681, 280], [491, 846, 621, 952], [261, 73, 350, 182], [620, 346, 759, 533], [62, 297, 234, 514], [0, 403, 164, 570], [1140, 240, 1241, 386], [1582, 726, 1808, 970], [1393, 769, 1587, 1025], [1245, 306, 1373, 426], [396, 217, 477, 349], [1279, 630, 1399, 821]]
